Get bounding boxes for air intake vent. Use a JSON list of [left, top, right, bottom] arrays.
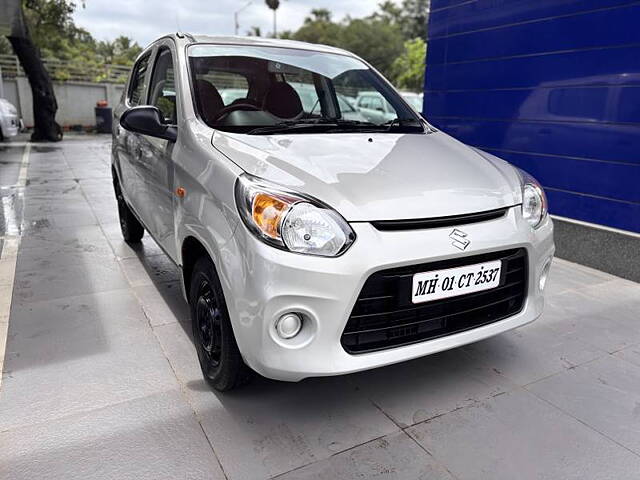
[[341, 248, 528, 354]]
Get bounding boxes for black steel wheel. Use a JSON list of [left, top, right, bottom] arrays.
[[194, 279, 223, 372], [189, 256, 252, 391], [113, 177, 144, 243]]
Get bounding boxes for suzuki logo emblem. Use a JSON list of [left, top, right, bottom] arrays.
[[449, 229, 470, 251]]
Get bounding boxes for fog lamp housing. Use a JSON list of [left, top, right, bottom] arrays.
[[275, 313, 303, 339]]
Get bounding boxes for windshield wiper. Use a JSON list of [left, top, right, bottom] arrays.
[[247, 118, 383, 135], [247, 121, 342, 135], [246, 118, 422, 135]]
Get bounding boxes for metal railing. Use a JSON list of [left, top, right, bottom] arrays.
[[0, 54, 130, 84]]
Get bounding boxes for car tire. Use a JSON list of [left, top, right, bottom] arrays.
[[114, 177, 144, 243], [190, 256, 252, 391]]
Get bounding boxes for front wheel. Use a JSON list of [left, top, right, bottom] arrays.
[[190, 257, 252, 391]]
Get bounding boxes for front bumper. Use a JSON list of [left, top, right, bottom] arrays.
[[221, 206, 554, 381]]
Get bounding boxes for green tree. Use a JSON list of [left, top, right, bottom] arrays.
[[374, 0, 430, 40], [291, 9, 342, 46], [339, 18, 405, 79], [4, 0, 82, 140], [96, 36, 142, 65], [265, 0, 282, 37], [0, 36, 12, 54], [392, 37, 427, 91], [286, 4, 428, 83]]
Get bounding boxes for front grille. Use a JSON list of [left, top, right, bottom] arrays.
[[341, 248, 528, 354], [370, 207, 508, 231]]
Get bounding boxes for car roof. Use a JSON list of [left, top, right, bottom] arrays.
[[169, 33, 354, 58]]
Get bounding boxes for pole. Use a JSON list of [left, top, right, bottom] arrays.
[[273, 9, 277, 38], [233, 1, 252, 36]]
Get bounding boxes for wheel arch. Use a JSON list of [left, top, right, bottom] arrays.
[[181, 235, 213, 299]]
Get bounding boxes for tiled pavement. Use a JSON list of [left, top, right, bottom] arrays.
[[1, 135, 640, 479]]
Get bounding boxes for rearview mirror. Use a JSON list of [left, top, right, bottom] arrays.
[[120, 106, 177, 142]]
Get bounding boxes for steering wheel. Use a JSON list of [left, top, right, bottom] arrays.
[[214, 103, 261, 121]]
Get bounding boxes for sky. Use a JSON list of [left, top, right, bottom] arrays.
[[72, 0, 388, 46]]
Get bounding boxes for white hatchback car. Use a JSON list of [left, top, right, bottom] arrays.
[[113, 34, 554, 391], [0, 98, 22, 141]]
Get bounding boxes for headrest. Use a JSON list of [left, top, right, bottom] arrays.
[[195, 79, 224, 124], [264, 82, 303, 119]]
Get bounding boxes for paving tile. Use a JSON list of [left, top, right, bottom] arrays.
[[108, 235, 165, 259], [134, 281, 190, 326], [119, 254, 181, 287], [153, 321, 200, 387], [545, 258, 615, 296], [351, 348, 515, 428], [18, 224, 111, 254], [276, 431, 454, 480], [527, 354, 640, 455], [544, 285, 640, 354], [0, 390, 225, 480], [0, 290, 178, 430], [23, 211, 99, 231], [156, 322, 399, 480], [188, 377, 399, 479], [13, 255, 129, 303], [16, 241, 115, 273], [23, 200, 95, 220], [407, 389, 640, 480], [461, 322, 605, 386], [24, 179, 80, 197], [614, 344, 640, 369]]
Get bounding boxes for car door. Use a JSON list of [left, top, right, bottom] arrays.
[[114, 50, 153, 209], [136, 43, 179, 259]]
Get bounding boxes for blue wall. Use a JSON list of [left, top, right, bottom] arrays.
[[424, 0, 640, 233]]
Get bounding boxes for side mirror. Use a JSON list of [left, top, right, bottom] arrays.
[[120, 106, 177, 142]]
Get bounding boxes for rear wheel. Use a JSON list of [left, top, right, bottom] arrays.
[[114, 177, 144, 243], [190, 256, 252, 391]]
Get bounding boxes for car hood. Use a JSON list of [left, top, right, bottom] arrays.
[[212, 130, 522, 221]]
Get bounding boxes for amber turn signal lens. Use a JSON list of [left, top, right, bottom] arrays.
[[252, 193, 290, 239]]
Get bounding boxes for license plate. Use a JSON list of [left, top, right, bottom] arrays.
[[412, 260, 502, 304]]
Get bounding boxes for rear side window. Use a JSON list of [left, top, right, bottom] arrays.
[[128, 52, 151, 106]]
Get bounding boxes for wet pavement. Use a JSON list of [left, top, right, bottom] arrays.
[[1, 135, 640, 479]]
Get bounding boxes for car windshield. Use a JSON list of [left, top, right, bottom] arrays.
[[188, 44, 424, 134]]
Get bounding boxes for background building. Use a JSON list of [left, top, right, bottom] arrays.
[[424, 0, 640, 279]]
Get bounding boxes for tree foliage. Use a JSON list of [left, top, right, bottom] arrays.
[[5, 1, 141, 82], [375, 0, 430, 40], [392, 37, 427, 91], [289, 9, 405, 80], [283, 1, 429, 89]]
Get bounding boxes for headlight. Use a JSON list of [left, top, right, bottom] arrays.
[[235, 174, 355, 256], [518, 169, 548, 229]]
